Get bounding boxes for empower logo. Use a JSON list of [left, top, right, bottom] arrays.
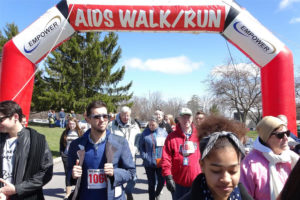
[[24, 16, 61, 53], [233, 21, 276, 54]]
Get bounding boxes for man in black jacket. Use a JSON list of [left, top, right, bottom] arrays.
[[0, 100, 53, 200]]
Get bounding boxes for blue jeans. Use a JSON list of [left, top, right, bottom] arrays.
[[145, 167, 165, 200], [60, 118, 65, 128], [125, 174, 137, 194], [171, 184, 190, 200]]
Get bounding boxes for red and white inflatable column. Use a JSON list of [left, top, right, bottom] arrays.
[[223, 7, 297, 134], [0, 41, 35, 120], [0, 3, 75, 121]]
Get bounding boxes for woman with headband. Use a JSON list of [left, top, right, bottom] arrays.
[[240, 116, 299, 200], [180, 115, 253, 200], [181, 131, 252, 200]]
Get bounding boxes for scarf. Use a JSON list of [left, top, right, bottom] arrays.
[[194, 173, 242, 200], [253, 138, 299, 200]]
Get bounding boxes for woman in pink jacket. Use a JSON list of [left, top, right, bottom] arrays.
[[240, 116, 299, 200]]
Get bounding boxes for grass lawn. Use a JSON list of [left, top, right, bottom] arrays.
[[29, 124, 63, 158], [247, 131, 258, 140]]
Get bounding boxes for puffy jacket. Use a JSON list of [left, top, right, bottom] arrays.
[[67, 130, 136, 200], [139, 127, 168, 168], [240, 145, 298, 200], [107, 114, 140, 160], [0, 128, 53, 200], [161, 124, 201, 187]]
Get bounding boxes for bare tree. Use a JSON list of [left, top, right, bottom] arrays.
[[208, 62, 262, 123], [163, 97, 185, 118], [130, 91, 185, 121], [187, 95, 202, 114]]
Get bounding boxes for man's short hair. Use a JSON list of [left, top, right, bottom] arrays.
[[86, 100, 107, 117], [196, 111, 206, 116], [155, 110, 164, 116], [0, 100, 23, 122], [120, 106, 131, 114]]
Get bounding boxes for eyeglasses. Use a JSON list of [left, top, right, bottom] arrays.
[[0, 116, 9, 123], [90, 114, 110, 120], [271, 130, 290, 139]]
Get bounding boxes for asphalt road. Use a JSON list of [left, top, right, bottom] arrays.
[[43, 155, 172, 200]]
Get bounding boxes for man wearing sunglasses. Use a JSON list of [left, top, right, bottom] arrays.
[[0, 100, 53, 199], [68, 100, 136, 200], [240, 116, 299, 200]]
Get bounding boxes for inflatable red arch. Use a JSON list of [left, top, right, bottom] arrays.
[[0, 0, 297, 134]]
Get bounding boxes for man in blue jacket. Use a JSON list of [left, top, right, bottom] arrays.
[[68, 100, 136, 200]]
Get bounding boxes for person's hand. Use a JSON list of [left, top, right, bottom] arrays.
[[166, 175, 176, 193], [104, 163, 114, 177], [0, 192, 7, 200], [72, 159, 82, 179], [0, 178, 16, 196]]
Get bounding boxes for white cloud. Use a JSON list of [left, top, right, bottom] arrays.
[[279, 0, 300, 9], [124, 56, 203, 74], [289, 17, 300, 23]]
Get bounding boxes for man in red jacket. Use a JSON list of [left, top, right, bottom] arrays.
[[161, 108, 201, 200]]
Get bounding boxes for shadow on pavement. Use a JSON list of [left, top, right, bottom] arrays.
[[43, 188, 65, 198], [136, 178, 148, 185], [54, 171, 65, 176], [133, 187, 148, 194], [136, 163, 144, 167], [52, 151, 60, 158]]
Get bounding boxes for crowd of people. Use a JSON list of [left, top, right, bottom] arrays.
[[47, 109, 77, 129], [0, 100, 300, 200]]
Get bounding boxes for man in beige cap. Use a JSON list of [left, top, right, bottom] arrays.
[[161, 107, 201, 200], [240, 116, 299, 200]]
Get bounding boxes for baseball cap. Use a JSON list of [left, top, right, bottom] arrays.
[[179, 107, 192, 116]]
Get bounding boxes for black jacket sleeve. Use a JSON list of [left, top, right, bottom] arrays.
[[14, 142, 53, 196]]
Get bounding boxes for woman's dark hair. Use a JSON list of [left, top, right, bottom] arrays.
[[0, 100, 23, 122], [280, 159, 300, 200], [197, 115, 248, 144]]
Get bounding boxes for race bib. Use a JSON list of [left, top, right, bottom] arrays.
[[156, 137, 166, 147], [87, 169, 107, 189], [182, 141, 196, 155]]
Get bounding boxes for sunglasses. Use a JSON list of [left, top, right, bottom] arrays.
[[0, 116, 9, 123], [90, 114, 110, 120], [271, 130, 290, 139]]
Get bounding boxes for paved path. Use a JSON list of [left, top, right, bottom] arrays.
[[44, 155, 172, 199]]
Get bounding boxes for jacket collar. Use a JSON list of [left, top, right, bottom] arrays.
[[175, 123, 197, 137]]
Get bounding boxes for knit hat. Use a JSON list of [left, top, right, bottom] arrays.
[[256, 116, 286, 143]]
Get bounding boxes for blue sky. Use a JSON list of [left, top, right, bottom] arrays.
[[1, 0, 300, 102]]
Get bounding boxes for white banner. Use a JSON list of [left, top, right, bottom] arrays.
[[13, 6, 75, 64], [222, 10, 285, 67]]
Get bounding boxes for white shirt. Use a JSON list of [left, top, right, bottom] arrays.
[[64, 130, 79, 154], [2, 137, 17, 183]]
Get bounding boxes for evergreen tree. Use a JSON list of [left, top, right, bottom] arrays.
[[33, 32, 132, 113], [0, 23, 19, 59]]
